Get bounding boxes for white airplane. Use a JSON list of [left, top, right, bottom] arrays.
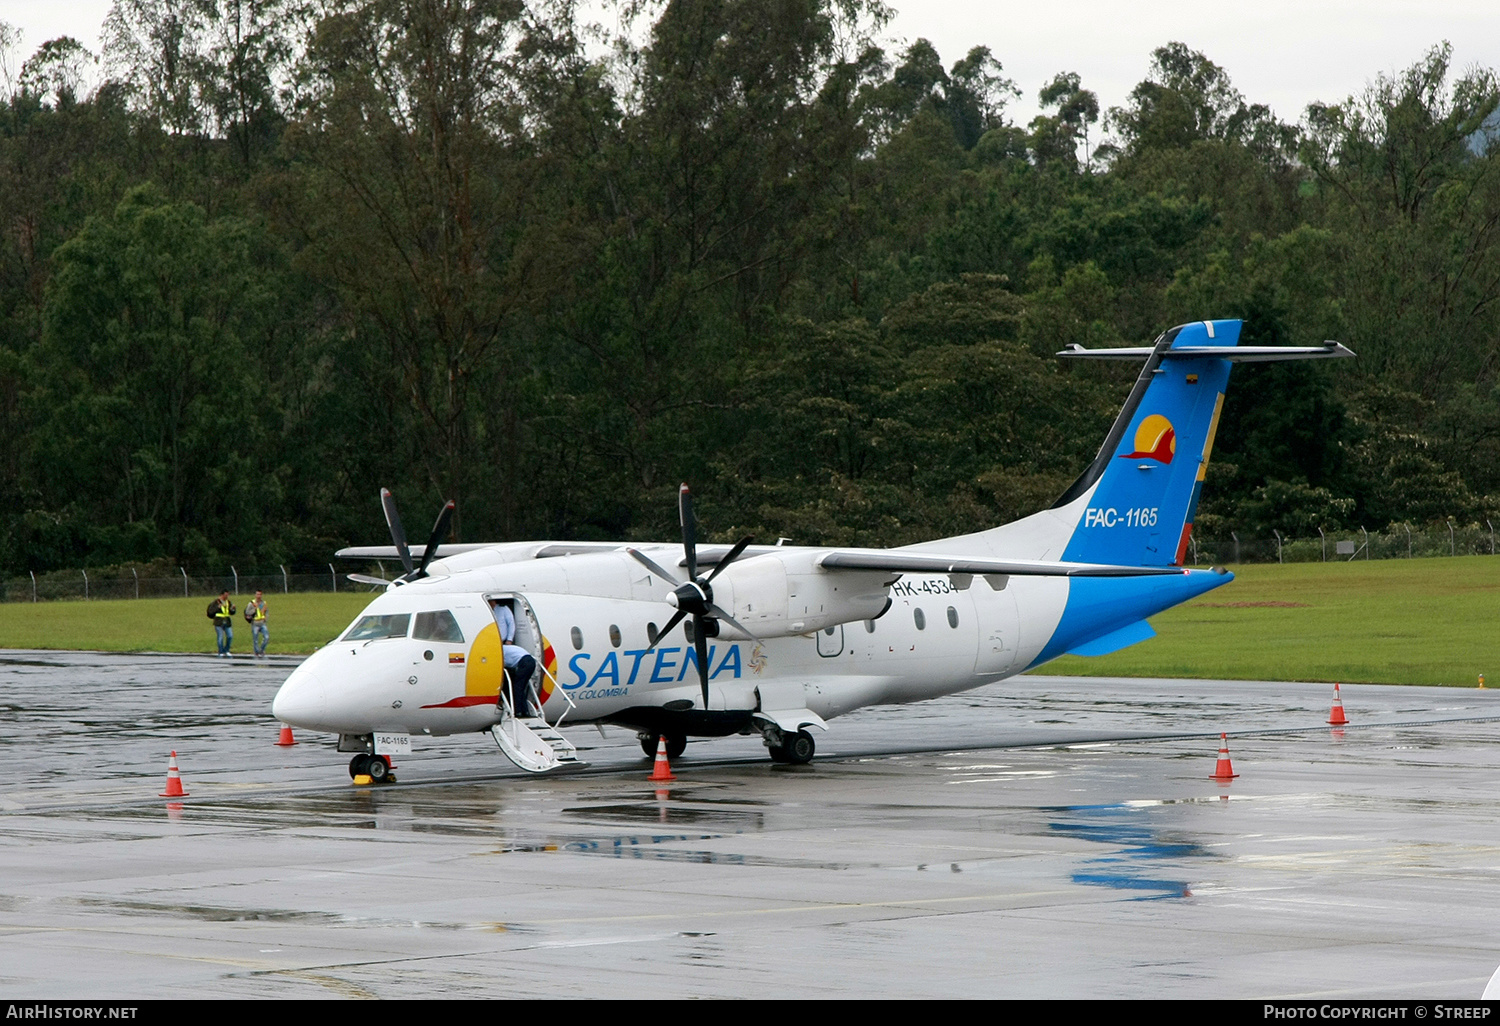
[[271, 319, 1353, 781]]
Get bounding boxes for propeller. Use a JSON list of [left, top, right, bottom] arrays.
[[379, 487, 456, 585], [627, 484, 758, 709]]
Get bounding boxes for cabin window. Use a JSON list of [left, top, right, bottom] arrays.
[[609, 624, 622, 648], [343, 613, 411, 641], [947, 606, 959, 629], [864, 619, 876, 633], [647, 622, 659, 645], [570, 626, 584, 650], [913, 608, 926, 630], [412, 610, 464, 643], [684, 619, 695, 643]]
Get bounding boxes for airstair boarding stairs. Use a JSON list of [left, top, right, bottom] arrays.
[[488, 671, 585, 773]]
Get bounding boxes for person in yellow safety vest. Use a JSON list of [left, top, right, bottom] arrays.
[[245, 590, 269, 658], [207, 590, 236, 657]]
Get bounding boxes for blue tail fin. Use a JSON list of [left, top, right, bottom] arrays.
[[1056, 320, 1237, 567]]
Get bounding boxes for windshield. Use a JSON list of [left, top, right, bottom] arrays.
[[342, 613, 411, 642]]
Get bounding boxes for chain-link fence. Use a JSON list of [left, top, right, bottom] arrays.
[[0, 563, 396, 603], [3, 521, 1495, 601], [1189, 522, 1499, 565]]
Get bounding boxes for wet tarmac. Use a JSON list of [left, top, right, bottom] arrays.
[[2, 650, 1499, 998]]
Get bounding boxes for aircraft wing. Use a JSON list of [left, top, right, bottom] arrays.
[[335, 544, 495, 559], [816, 551, 1195, 577], [337, 541, 634, 561]]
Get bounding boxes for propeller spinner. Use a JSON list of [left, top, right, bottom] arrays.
[[628, 484, 757, 709]]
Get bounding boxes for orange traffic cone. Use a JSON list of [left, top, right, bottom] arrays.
[[648, 735, 677, 782], [1327, 683, 1349, 726], [159, 751, 190, 797], [274, 724, 297, 747], [1210, 733, 1238, 780]]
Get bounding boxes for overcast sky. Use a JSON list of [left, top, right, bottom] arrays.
[[0, 0, 1495, 127]]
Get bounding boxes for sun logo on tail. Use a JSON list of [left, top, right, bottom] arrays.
[[1120, 413, 1176, 463]]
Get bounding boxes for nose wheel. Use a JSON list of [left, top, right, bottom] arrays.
[[348, 754, 396, 783]]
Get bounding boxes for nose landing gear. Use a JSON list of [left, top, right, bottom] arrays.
[[348, 754, 396, 783]]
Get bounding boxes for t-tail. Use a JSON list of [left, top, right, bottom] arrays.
[[1052, 319, 1353, 567]]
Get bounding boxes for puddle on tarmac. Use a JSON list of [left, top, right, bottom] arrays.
[[73, 897, 484, 931], [485, 831, 855, 870], [75, 898, 348, 924], [563, 803, 766, 829], [1046, 803, 1211, 900]]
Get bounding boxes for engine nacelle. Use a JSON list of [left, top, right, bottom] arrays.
[[710, 551, 895, 639]]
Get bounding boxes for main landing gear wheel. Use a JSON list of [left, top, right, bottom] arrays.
[[639, 733, 687, 760], [367, 756, 390, 783], [768, 730, 815, 764], [349, 754, 371, 778]]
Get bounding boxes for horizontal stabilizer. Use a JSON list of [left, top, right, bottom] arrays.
[[1058, 341, 1355, 362], [1066, 619, 1156, 657], [817, 551, 1192, 578]]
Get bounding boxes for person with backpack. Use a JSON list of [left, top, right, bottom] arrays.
[[244, 590, 269, 658], [207, 591, 236, 657]]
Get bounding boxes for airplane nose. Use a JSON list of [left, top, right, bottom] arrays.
[[272, 664, 327, 728]]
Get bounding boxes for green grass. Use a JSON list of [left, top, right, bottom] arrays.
[[0, 557, 1495, 684], [0, 593, 374, 654], [1042, 556, 1500, 686]]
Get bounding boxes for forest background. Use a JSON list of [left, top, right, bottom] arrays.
[[2, 0, 1499, 577]]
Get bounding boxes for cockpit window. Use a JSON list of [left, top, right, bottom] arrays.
[[343, 613, 411, 641], [413, 610, 465, 643]]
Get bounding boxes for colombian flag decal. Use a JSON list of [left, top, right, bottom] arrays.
[[449, 652, 465, 665]]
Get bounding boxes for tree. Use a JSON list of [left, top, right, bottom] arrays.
[[103, 0, 207, 135], [19, 37, 96, 108], [198, 0, 297, 164], [866, 38, 1016, 149], [1299, 45, 1500, 390], [286, 0, 571, 539], [525, 0, 898, 538], [1108, 42, 1293, 164], [1031, 71, 1098, 170], [25, 187, 284, 565]]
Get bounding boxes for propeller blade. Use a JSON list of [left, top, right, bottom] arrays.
[[380, 488, 414, 575], [641, 609, 688, 656], [626, 547, 683, 587], [347, 573, 392, 589], [705, 535, 755, 583], [693, 618, 710, 708], [679, 483, 697, 581], [414, 500, 455, 578], [708, 603, 763, 645]]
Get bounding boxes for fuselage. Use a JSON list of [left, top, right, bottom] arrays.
[[271, 543, 1228, 742]]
